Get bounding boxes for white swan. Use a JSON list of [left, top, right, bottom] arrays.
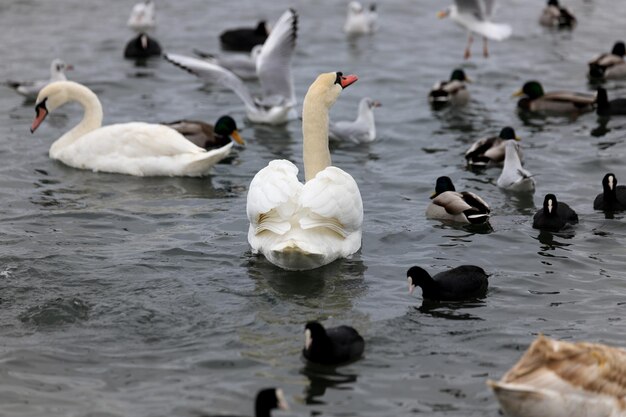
[[329, 97, 381, 144], [246, 72, 363, 271], [165, 9, 298, 125], [30, 81, 238, 177], [6, 59, 72, 101], [488, 335, 626, 417]]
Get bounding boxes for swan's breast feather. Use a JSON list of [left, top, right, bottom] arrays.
[[247, 159, 302, 235], [300, 167, 363, 236]]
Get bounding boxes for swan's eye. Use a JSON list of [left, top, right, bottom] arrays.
[[335, 72, 344, 85]]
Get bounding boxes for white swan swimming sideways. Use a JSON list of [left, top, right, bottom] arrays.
[[246, 72, 363, 271], [30, 81, 240, 177]]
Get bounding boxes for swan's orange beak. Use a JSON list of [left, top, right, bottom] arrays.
[[437, 9, 450, 19], [31, 102, 48, 133], [230, 130, 245, 145], [339, 74, 358, 89]]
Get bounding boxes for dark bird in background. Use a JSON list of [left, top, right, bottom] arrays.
[[124, 33, 161, 59], [220, 20, 270, 52]]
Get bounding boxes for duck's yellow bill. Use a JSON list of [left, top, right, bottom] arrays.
[[230, 130, 245, 145]]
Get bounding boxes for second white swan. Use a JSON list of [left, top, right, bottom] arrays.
[[30, 81, 240, 177]]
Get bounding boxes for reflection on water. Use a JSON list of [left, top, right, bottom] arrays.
[[535, 229, 574, 253], [301, 364, 358, 405], [591, 116, 611, 137], [246, 255, 367, 306], [499, 188, 536, 214], [416, 300, 486, 321]]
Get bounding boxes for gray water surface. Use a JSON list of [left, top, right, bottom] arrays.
[[1, 0, 626, 416]]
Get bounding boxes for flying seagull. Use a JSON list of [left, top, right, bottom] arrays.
[[438, 0, 512, 59]]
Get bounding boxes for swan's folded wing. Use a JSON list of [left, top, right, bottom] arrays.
[[299, 167, 363, 237], [256, 9, 298, 106], [164, 53, 257, 111], [247, 160, 302, 235]]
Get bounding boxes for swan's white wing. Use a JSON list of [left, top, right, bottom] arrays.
[[256, 9, 298, 106], [80, 123, 205, 157], [247, 160, 302, 235], [299, 167, 363, 238], [164, 53, 257, 111]]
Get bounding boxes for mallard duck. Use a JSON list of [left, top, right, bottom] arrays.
[[437, 0, 512, 59], [426, 176, 490, 224], [593, 173, 626, 211], [539, 0, 576, 29], [124, 33, 161, 58], [465, 126, 520, 167], [596, 87, 626, 116], [532, 194, 578, 232], [488, 335, 626, 417], [162, 116, 244, 150], [220, 20, 269, 52], [429, 69, 471, 108], [588, 41, 626, 81], [406, 266, 488, 301], [513, 81, 595, 115], [303, 321, 364, 365], [328, 97, 381, 144], [497, 140, 535, 192]]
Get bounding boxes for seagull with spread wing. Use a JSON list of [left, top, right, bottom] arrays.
[[165, 9, 297, 125], [438, 0, 512, 59]]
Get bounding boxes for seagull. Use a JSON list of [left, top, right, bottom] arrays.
[[6, 59, 72, 101], [127, 0, 156, 32], [165, 9, 298, 125], [191, 45, 262, 80], [344, 1, 377, 36], [437, 0, 512, 59], [329, 97, 381, 144]]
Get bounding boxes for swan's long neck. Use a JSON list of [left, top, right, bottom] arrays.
[[50, 83, 103, 156], [302, 90, 333, 182]]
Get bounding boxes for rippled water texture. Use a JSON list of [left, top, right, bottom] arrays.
[[1, 0, 626, 416]]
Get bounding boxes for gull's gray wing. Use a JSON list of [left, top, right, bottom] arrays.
[[256, 9, 298, 107], [329, 120, 369, 143], [483, 0, 497, 17], [164, 53, 257, 112], [455, 0, 486, 20]]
